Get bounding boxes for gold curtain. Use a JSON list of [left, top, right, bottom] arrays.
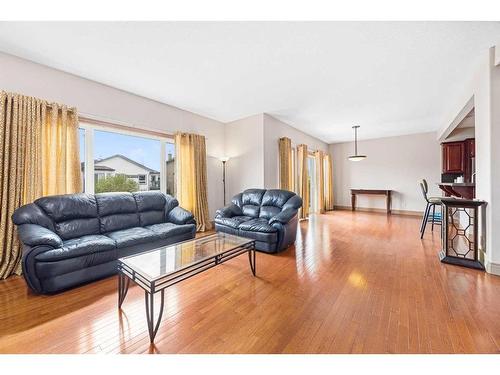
[[324, 153, 334, 211], [175, 132, 211, 232], [297, 144, 309, 219], [0, 91, 81, 279], [42, 104, 81, 195], [279, 137, 293, 191], [315, 150, 325, 214]]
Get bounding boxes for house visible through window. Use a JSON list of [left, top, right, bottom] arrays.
[[78, 123, 175, 195], [166, 142, 176, 196]]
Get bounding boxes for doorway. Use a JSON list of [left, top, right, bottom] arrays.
[[307, 155, 317, 213]]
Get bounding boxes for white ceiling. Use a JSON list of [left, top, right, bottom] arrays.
[[1, 22, 499, 143]]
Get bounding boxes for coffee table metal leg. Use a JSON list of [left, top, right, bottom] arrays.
[[118, 273, 130, 308], [145, 290, 165, 343], [248, 245, 256, 276]]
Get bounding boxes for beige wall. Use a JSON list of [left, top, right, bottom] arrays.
[[330, 132, 441, 213], [223, 113, 329, 202], [224, 114, 265, 201], [0, 52, 225, 218]]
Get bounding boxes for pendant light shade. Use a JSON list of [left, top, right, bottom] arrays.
[[348, 125, 367, 161]]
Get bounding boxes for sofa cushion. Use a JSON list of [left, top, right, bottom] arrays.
[[133, 191, 167, 226], [35, 194, 100, 239], [240, 189, 266, 218], [96, 193, 140, 233], [146, 222, 195, 239], [259, 190, 296, 220], [259, 206, 282, 220], [238, 218, 278, 243], [35, 193, 98, 222], [241, 189, 266, 206], [105, 227, 161, 248], [261, 189, 295, 208], [238, 218, 277, 233], [35, 235, 116, 262], [54, 218, 101, 241], [214, 215, 253, 229]]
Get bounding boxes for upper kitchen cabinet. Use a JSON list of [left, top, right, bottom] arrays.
[[442, 141, 465, 173], [467, 138, 475, 158]]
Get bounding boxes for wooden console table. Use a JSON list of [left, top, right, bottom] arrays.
[[350, 189, 392, 214]]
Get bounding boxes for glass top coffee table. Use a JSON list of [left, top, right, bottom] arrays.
[[117, 232, 256, 343]]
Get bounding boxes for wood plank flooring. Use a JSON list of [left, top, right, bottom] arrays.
[[1, 211, 500, 354]]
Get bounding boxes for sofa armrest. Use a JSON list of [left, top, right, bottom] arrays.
[[215, 204, 242, 218], [167, 206, 196, 225], [269, 208, 298, 225], [16, 224, 63, 248]]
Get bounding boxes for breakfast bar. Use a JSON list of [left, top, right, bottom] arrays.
[[437, 182, 475, 199]]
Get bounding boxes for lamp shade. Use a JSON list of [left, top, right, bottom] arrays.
[[348, 155, 367, 161]]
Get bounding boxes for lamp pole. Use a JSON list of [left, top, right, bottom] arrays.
[[222, 160, 227, 206], [220, 157, 229, 206]]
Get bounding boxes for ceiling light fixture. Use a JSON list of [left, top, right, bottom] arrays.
[[348, 125, 367, 161]]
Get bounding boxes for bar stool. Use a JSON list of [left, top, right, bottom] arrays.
[[419, 179, 442, 239]]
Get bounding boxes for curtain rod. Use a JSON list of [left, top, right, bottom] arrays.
[[43, 102, 77, 112], [292, 141, 322, 155], [78, 112, 174, 139]]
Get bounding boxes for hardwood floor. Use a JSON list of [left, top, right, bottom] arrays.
[[1, 211, 500, 354]]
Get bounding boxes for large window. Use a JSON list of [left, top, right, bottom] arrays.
[[79, 123, 174, 195]]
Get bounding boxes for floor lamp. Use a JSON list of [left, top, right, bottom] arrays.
[[220, 157, 230, 205]]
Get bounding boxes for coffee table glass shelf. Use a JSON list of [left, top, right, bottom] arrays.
[[117, 232, 256, 342]]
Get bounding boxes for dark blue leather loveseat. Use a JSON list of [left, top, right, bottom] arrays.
[[215, 189, 302, 253], [12, 191, 196, 294]]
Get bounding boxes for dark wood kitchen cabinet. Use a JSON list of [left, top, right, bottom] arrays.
[[442, 141, 465, 173], [466, 138, 475, 158]]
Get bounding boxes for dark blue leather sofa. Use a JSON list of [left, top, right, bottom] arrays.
[[214, 189, 302, 253], [12, 191, 196, 294]]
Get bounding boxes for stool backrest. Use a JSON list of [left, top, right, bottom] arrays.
[[420, 181, 430, 203], [422, 179, 429, 194]]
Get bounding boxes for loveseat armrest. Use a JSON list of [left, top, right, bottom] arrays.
[[16, 224, 63, 248], [167, 206, 196, 225], [269, 208, 298, 225], [215, 203, 243, 218]]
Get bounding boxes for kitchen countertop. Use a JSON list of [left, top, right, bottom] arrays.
[[437, 182, 475, 187]]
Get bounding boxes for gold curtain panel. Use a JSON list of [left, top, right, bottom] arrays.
[[0, 91, 81, 279], [315, 150, 325, 214], [174, 132, 211, 232], [279, 137, 293, 191], [324, 154, 334, 211], [297, 144, 309, 219], [42, 105, 82, 196]]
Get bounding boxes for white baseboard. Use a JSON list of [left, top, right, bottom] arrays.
[[485, 261, 500, 276], [334, 205, 423, 217]]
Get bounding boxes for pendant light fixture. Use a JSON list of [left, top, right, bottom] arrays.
[[348, 125, 367, 161]]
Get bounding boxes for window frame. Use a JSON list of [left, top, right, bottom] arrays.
[[79, 121, 174, 195]]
